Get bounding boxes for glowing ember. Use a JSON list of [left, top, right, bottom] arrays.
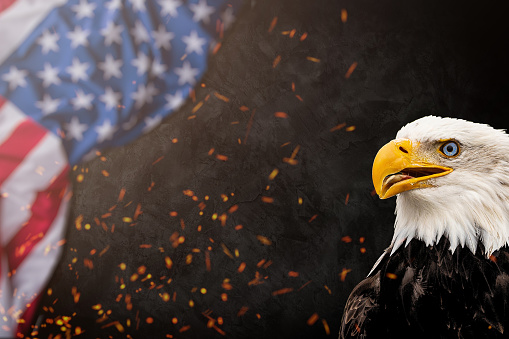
[[307, 313, 319, 326]]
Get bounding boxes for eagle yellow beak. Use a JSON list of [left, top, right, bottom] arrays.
[[372, 139, 453, 199]]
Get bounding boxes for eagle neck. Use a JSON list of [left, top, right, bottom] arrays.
[[391, 190, 509, 257]]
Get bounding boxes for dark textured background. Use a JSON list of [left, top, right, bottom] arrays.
[[37, 0, 509, 337]]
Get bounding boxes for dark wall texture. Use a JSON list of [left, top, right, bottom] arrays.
[[37, 0, 509, 338]]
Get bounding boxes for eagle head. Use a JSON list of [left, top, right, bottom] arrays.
[[372, 116, 509, 256]]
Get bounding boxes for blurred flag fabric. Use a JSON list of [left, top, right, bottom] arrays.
[[0, 0, 244, 336]]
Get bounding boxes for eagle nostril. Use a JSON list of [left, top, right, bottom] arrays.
[[399, 146, 409, 154]]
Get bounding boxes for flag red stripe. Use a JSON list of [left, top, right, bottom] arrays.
[[5, 165, 69, 271], [0, 0, 16, 14], [0, 95, 5, 108], [0, 119, 47, 186], [15, 293, 42, 336]]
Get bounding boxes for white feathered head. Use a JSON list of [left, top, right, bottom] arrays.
[[372, 116, 509, 256]]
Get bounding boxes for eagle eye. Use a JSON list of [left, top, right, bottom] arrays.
[[440, 141, 460, 157]]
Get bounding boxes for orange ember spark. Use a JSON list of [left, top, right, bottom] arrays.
[[341, 9, 347, 23], [307, 313, 319, 326], [221, 243, 234, 259], [237, 306, 249, 317], [274, 112, 288, 118], [205, 251, 211, 271], [345, 193, 350, 205], [300, 32, 308, 41], [268, 169, 279, 180], [216, 154, 228, 161], [75, 215, 83, 230], [244, 109, 256, 144], [134, 203, 142, 220], [152, 156, 164, 165], [237, 262, 246, 273], [330, 123, 346, 132], [256, 235, 272, 245], [306, 56, 320, 63], [341, 236, 352, 243], [345, 62, 358, 79], [84, 258, 93, 269], [179, 325, 191, 333], [192, 101, 203, 114], [214, 92, 230, 102], [261, 197, 274, 203], [322, 319, 330, 335], [272, 288, 293, 296], [262, 260, 273, 269], [288, 271, 299, 277], [273, 55, 281, 68], [340, 268, 352, 281], [212, 42, 222, 55], [386, 273, 397, 279], [268, 17, 278, 33]]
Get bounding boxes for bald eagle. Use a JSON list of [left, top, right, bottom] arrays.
[[340, 116, 509, 338]]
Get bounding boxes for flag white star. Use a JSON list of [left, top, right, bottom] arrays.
[[182, 30, 206, 55], [98, 54, 123, 80], [101, 22, 123, 46], [37, 30, 60, 54], [131, 51, 151, 76], [2, 66, 28, 90], [35, 94, 61, 115], [164, 90, 185, 110], [142, 115, 163, 133], [175, 61, 199, 85], [189, 0, 215, 24], [95, 119, 117, 143], [152, 25, 175, 50], [64, 117, 88, 141], [105, 0, 122, 11], [131, 83, 159, 108], [221, 7, 236, 30], [100, 87, 122, 110], [36, 63, 61, 88], [158, 0, 182, 17], [129, 0, 146, 12], [67, 26, 90, 48], [151, 59, 167, 79], [71, 89, 94, 110], [131, 20, 150, 45], [66, 58, 89, 82], [71, 0, 96, 19]]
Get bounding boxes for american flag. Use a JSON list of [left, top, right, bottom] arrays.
[[0, 0, 243, 336]]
